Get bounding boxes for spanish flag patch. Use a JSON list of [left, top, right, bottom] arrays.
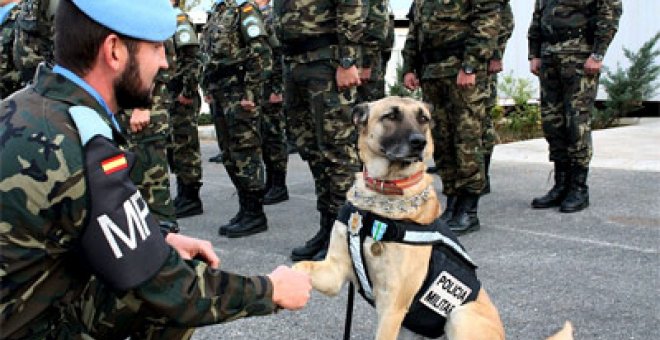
[[242, 4, 253, 13], [101, 154, 128, 175]]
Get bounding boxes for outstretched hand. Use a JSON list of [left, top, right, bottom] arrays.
[[268, 265, 312, 310]]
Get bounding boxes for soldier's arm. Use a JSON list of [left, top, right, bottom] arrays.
[[593, 0, 623, 56], [338, 0, 367, 64], [177, 44, 201, 99], [240, 6, 272, 103], [401, 3, 419, 75], [493, 2, 514, 61], [463, 0, 502, 70], [527, 0, 543, 60]]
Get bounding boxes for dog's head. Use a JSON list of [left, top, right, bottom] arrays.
[[353, 96, 434, 179]]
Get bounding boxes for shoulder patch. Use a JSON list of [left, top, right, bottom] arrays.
[[242, 4, 254, 13], [246, 24, 261, 38], [68, 106, 113, 145], [177, 13, 187, 23]]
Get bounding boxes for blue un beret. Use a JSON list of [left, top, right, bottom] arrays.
[[71, 0, 177, 42]]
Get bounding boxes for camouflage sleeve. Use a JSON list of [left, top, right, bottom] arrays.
[[528, 0, 543, 59], [401, 2, 419, 75], [268, 46, 283, 96], [135, 249, 276, 326], [492, 2, 514, 60], [176, 44, 201, 99], [338, 0, 367, 60], [244, 36, 273, 103], [593, 0, 622, 56], [463, 0, 503, 68]]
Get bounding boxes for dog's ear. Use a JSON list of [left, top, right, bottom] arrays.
[[352, 102, 370, 126]]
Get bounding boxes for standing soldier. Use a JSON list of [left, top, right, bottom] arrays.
[[402, 0, 503, 235], [168, 1, 204, 219], [357, 0, 392, 103], [274, 0, 366, 261], [206, 0, 273, 238], [0, 0, 22, 99], [255, 0, 289, 205], [203, 0, 227, 164], [12, 0, 56, 85], [529, 0, 622, 212], [482, 0, 514, 195]]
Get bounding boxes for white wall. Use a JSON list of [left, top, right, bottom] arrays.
[[386, 0, 660, 101]]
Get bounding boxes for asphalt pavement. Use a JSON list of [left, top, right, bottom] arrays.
[[187, 118, 659, 340]]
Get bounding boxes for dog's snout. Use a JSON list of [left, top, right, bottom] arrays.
[[409, 133, 426, 151]]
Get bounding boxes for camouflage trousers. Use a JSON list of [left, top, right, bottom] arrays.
[[356, 54, 387, 103], [261, 101, 288, 173], [215, 87, 265, 192], [483, 73, 500, 155], [284, 59, 360, 215], [422, 73, 490, 196], [43, 276, 193, 340], [169, 94, 202, 185], [540, 53, 596, 167], [119, 109, 176, 224]]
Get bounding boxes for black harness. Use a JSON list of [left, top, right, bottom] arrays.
[[338, 202, 481, 339]]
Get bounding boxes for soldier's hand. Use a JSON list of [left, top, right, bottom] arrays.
[[336, 66, 361, 90], [359, 67, 372, 82], [457, 70, 476, 89], [584, 56, 603, 76], [130, 109, 151, 133], [268, 265, 312, 310], [269, 93, 283, 104], [177, 95, 194, 106], [240, 99, 256, 111], [403, 72, 420, 90], [530, 58, 542, 76], [165, 233, 221, 269], [488, 59, 503, 74]]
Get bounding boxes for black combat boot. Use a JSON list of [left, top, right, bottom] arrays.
[[560, 165, 589, 213], [439, 195, 457, 223], [481, 152, 492, 196], [174, 179, 185, 208], [448, 194, 481, 235], [175, 181, 203, 218], [263, 170, 289, 205], [209, 153, 223, 163], [291, 211, 335, 261], [531, 162, 571, 209], [225, 189, 268, 238], [218, 192, 245, 236]]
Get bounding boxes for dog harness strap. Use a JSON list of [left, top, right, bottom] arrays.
[[339, 203, 375, 304]]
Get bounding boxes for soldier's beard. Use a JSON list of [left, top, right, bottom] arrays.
[[114, 54, 153, 110]]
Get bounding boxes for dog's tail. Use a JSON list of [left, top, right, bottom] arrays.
[[546, 321, 573, 340]]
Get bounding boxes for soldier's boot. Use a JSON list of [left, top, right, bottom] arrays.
[[560, 165, 590, 213], [291, 211, 335, 262], [174, 179, 185, 208], [531, 162, 571, 209], [175, 181, 203, 218], [159, 220, 180, 234], [481, 153, 492, 196], [209, 153, 223, 163], [448, 193, 481, 235], [225, 189, 268, 238], [218, 193, 245, 236], [263, 170, 289, 205], [439, 195, 457, 223]]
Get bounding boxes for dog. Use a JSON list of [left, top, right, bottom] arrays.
[[293, 96, 573, 340]]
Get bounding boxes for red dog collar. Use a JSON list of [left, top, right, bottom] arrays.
[[363, 169, 424, 195]]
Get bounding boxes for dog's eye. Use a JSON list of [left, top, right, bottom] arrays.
[[417, 114, 431, 124], [382, 111, 401, 121]]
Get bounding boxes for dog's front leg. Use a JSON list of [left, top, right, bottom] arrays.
[[374, 299, 408, 340], [292, 223, 354, 296]]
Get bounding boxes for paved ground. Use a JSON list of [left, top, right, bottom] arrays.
[[187, 119, 659, 340]]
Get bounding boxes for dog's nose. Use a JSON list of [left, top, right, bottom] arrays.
[[409, 133, 427, 151]]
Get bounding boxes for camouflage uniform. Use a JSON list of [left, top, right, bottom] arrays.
[[402, 0, 503, 233], [12, 0, 56, 84], [258, 2, 289, 205], [356, 0, 392, 102], [204, 0, 273, 237], [528, 0, 621, 212], [167, 9, 204, 218], [0, 65, 276, 340], [274, 0, 366, 260], [482, 0, 514, 194], [0, 2, 22, 99]]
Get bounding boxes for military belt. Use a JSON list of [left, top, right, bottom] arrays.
[[542, 27, 593, 44], [282, 33, 339, 56], [421, 49, 462, 64]]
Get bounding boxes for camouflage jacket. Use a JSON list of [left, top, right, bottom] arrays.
[[201, 0, 272, 103], [13, 0, 56, 84], [528, 0, 622, 58], [0, 2, 21, 99], [361, 0, 391, 67], [0, 66, 276, 339], [401, 0, 504, 79], [492, 1, 514, 61], [260, 4, 283, 98], [273, 0, 367, 63], [169, 9, 201, 100]]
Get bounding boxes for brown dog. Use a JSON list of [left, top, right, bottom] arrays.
[[293, 96, 572, 340]]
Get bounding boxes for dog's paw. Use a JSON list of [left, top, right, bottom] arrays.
[[292, 261, 313, 274]]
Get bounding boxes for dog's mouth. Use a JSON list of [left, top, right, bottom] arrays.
[[382, 148, 425, 165]]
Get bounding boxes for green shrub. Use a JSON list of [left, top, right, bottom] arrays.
[[198, 113, 213, 125], [387, 63, 423, 99], [494, 74, 543, 143]]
